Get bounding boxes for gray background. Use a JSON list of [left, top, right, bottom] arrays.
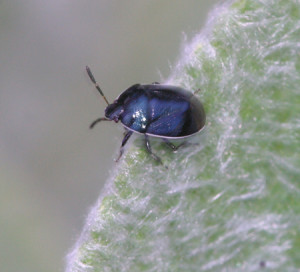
[[0, 1, 219, 271]]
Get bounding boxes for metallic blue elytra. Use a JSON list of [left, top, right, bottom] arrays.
[[86, 66, 205, 167]]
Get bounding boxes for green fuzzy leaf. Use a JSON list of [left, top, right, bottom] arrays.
[[67, 0, 300, 271]]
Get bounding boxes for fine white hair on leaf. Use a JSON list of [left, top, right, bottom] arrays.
[[66, 0, 300, 271]]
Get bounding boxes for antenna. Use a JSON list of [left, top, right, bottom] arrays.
[[86, 66, 109, 105]]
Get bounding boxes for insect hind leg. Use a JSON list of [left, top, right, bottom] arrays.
[[163, 139, 187, 151], [144, 135, 167, 168]]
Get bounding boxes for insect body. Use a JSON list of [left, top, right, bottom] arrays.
[[86, 66, 206, 166]]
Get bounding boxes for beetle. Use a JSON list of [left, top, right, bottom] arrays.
[[86, 66, 206, 167]]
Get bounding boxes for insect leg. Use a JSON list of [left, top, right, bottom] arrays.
[[144, 135, 166, 167], [115, 130, 133, 162], [163, 139, 178, 151], [194, 88, 201, 95], [163, 139, 186, 151], [90, 117, 110, 129], [163, 139, 197, 151]]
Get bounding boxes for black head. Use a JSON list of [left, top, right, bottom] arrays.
[[86, 66, 141, 125], [105, 102, 124, 122], [104, 84, 141, 122]]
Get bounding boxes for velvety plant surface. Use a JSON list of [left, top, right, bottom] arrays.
[[67, 0, 300, 271]]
